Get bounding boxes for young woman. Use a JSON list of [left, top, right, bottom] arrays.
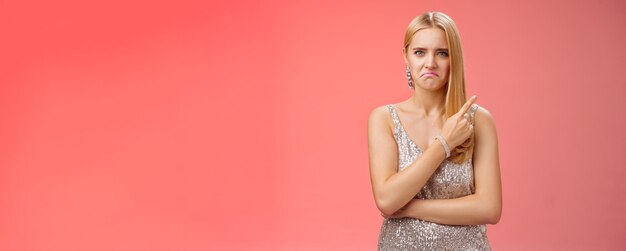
[[368, 12, 502, 250]]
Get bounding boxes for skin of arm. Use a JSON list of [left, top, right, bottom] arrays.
[[384, 106, 502, 225]]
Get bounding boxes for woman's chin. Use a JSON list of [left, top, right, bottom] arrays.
[[415, 82, 446, 91]]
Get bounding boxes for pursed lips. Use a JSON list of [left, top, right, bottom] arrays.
[[421, 72, 439, 77]]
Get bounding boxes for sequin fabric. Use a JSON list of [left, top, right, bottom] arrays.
[[377, 103, 491, 251]]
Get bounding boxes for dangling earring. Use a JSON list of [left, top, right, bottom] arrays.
[[406, 65, 414, 89]]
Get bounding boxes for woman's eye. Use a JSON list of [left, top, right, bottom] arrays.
[[438, 51, 449, 57], [414, 50, 424, 56]]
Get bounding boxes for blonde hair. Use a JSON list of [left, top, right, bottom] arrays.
[[404, 11, 474, 164]]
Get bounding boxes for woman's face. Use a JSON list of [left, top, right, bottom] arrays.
[[404, 27, 450, 91]]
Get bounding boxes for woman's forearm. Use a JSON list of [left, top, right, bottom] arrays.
[[377, 141, 447, 215], [400, 195, 500, 225]]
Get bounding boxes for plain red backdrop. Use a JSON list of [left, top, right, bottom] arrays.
[[1, 0, 625, 250]]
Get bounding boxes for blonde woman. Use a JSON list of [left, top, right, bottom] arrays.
[[368, 12, 502, 250]]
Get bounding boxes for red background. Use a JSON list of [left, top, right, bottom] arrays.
[[1, 0, 625, 250]]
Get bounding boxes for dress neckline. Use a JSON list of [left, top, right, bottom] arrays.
[[390, 103, 479, 158], [390, 104, 430, 153]]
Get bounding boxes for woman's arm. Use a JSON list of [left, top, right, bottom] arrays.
[[368, 105, 447, 216], [383, 106, 502, 225], [369, 97, 478, 216]]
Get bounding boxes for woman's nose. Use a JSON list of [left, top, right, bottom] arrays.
[[425, 53, 437, 68]]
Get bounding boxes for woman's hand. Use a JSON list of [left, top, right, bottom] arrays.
[[440, 95, 478, 149]]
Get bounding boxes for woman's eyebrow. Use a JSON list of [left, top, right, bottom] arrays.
[[412, 47, 449, 51]]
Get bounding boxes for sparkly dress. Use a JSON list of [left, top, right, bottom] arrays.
[[377, 103, 491, 251]]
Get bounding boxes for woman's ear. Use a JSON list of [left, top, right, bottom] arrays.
[[402, 48, 408, 65]]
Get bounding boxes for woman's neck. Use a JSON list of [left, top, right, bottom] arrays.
[[409, 88, 446, 117]]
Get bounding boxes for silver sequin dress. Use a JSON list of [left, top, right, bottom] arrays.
[[377, 103, 491, 251]]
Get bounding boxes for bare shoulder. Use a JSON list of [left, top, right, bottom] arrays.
[[368, 104, 396, 148], [473, 104, 498, 140], [368, 104, 393, 130], [368, 104, 399, 182], [369, 104, 391, 118]]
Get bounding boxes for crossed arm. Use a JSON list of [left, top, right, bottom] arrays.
[[370, 106, 502, 225]]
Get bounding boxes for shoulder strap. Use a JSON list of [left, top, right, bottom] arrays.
[[469, 104, 479, 124], [386, 104, 401, 140], [387, 104, 400, 127]]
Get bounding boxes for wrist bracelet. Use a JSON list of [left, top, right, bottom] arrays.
[[434, 135, 451, 159]]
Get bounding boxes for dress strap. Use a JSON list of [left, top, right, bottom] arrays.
[[386, 104, 400, 127], [386, 104, 401, 140], [469, 104, 479, 125]]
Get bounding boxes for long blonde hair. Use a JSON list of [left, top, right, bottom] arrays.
[[404, 11, 474, 163]]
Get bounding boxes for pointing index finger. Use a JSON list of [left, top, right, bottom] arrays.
[[458, 95, 478, 115]]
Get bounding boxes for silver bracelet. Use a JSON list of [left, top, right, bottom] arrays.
[[434, 135, 450, 158]]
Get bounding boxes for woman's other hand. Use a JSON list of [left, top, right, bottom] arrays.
[[440, 95, 477, 149]]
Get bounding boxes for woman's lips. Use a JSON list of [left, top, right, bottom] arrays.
[[422, 72, 439, 77]]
